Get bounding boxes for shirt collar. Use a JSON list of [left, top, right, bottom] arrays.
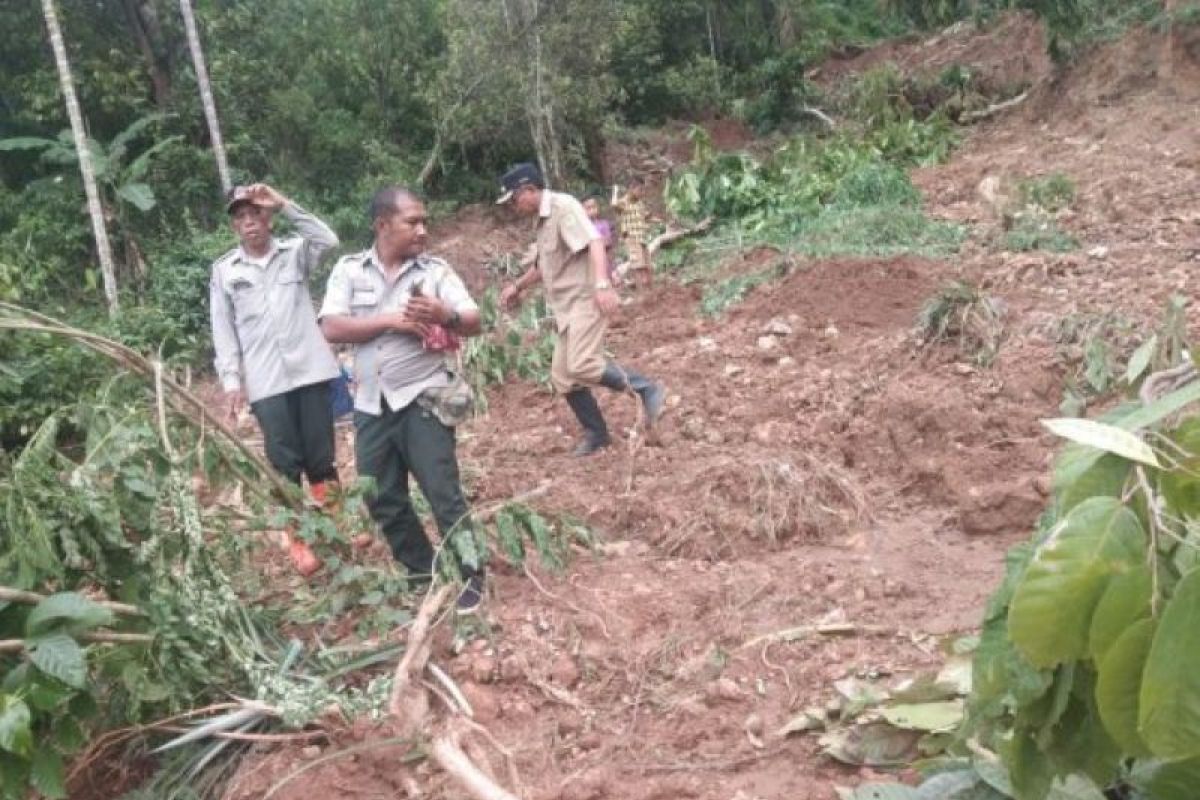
[[365, 247, 428, 278], [237, 238, 280, 265]]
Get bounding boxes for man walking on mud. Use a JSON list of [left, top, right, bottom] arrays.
[[497, 163, 666, 456], [319, 187, 486, 613], [210, 183, 341, 576]]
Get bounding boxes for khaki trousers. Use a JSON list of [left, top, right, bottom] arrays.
[[550, 308, 607, 394]]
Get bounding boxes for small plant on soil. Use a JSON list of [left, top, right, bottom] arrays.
[[1018, 172, 1077, 213], [916, 280, 1006, 366]]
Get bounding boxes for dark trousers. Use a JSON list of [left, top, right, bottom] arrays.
[[354, 399, 477, 577], [250, 381, 338, 486]]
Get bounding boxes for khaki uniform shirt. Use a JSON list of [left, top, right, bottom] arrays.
[[536, 191, 601, 330], [209, 203, 340, 403], [319, 249, 478, 416]]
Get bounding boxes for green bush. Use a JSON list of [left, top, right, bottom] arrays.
[[1019, 172, 1077, 213]]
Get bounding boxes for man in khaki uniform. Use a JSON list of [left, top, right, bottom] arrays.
[[498, 163, 665, 456]]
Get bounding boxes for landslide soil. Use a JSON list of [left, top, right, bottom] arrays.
[[216, 16, 1200, 800]]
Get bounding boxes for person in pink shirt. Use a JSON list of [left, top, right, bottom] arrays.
[[582, 192, 619, 286]]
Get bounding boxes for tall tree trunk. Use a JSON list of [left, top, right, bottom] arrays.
[[178, 0, 231, 193], [40, 0, 120, 315]]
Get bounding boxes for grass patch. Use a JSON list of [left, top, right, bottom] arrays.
[[1018, 172, 1076, 213], [1003, 213, 1079, 253], [916, 280, 1006, 366]]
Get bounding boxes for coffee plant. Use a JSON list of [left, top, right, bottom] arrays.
[[854, 379, 1200, 799]]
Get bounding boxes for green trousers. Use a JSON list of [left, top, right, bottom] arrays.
[[354, 399, 477, 577], [250, 381, 338, 486]]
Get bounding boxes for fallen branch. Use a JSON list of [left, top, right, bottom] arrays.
[[801, 105, 836, 129], [430, 724, 521, 800], [388, 583, 527, 800], [0, 586, 143, 617], [961, 90, 1029, 124], [389, 584, 454, 730], [738, 622, 892, 651], [647, 216, 714, 256], [0, 631, 153, 653]]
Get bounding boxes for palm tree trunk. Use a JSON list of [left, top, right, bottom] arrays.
[[178, 0, 231, 193], [40, 0, 120, 315]]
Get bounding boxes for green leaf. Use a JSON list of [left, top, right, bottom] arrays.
[[1004, 729, 1053, 800], [820, 722, 921, 766], [26, 592, 114, 637], [0, 695, 31, 756], [1054, 450, 1130, 515], [115, 181, 156, 212], [29, 747, 66, 799], [1125, 335, 1157, 384], [28, 633, 88, 689], [52, 715, 86, 754], [1140, 568, 1200, 759], [1095, 618, 1155, 757], [1088, 565, 1152, 662], [1008, 498, 1145, 668], [1041, 418, 1160, 467], [880, 700, 964, 732], [0, 136, 56, 151]]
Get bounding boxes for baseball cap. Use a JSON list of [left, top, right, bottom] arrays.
[[225, 185, 259, 214], [495, 163, 543, 204]]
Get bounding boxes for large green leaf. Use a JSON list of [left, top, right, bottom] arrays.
[[25, 592, 113, 637], [880, 700, 964, 732], [27, 633, 87, 689], [29, 747, 66, 800], [1088, 565, 1152, 662], [1055, 451, 1130, 516], [0, 695, 31, 756], [1044, 775, 1106, 800], [1095, 618, 1155, 757], [1008, 498, 1145, 668], [1140, 568, 1200, 759], [1042, 418, 1160, 467], [115, 182, 156, 212]]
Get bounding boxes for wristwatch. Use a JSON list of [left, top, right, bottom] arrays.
[[446, 310, 461, 330], [595, 280, 612, 290]]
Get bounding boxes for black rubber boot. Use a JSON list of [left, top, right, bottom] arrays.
[[600, 363, 666, 427], [564, 388, 611, 456]]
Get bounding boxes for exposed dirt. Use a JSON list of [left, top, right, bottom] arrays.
[[218, 15, 1200, 800]]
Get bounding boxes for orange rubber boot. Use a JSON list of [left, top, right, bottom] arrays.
[[309, 481, 328, 506]]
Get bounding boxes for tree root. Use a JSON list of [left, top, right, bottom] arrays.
[[390, 584, 527, 800]]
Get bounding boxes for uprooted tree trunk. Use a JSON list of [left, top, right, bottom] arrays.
[[647, 216, 714, 256], [390, 585, 524, 800]]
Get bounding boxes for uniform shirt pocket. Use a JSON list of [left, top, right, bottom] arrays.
[[225, 273, 267, 322], [349, 279, 379, 316]]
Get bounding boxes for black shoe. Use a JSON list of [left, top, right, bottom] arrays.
[[571, 433, 611, 457], [601, 363, 665, 427], [456, 575, 485, 615], [564, 389, 610, 456]]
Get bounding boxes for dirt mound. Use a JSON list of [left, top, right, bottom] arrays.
[[815, 11, 1052, 93]]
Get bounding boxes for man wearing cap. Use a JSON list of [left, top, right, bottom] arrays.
[[209, 183, 341, 575], [497, 163, 665, 456], [319, 186, 486, 614]]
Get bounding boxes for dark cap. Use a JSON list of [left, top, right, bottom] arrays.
[[224, 185, 259, 214], [496, 162, 543, 204]]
